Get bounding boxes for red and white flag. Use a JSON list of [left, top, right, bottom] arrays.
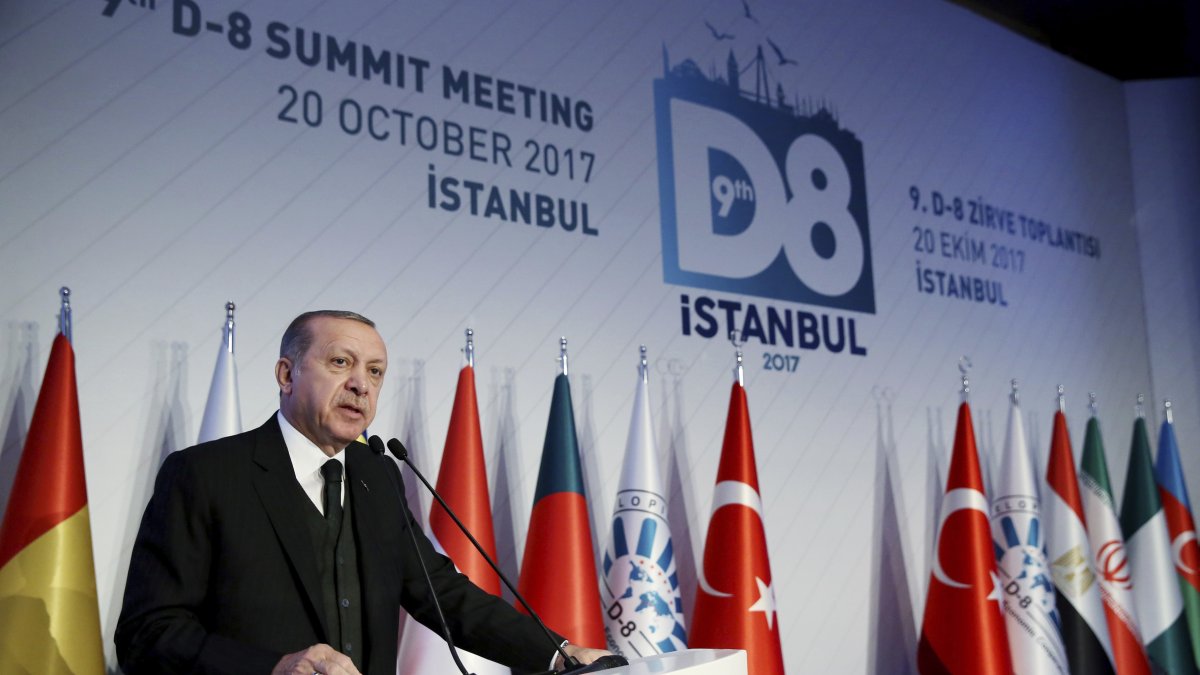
[[1080, 415, 1152, 675], [396, 365, 508, 674], [689, 382, 784, 675], [1044, 410, 1116, 674], [918, 402, 1012, 674]]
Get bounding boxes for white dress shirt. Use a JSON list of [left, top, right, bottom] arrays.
[[277, 411, 345, 514]]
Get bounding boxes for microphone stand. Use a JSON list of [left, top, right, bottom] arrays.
[[380, 436, 588, 672], [366, 436, 473, 675]]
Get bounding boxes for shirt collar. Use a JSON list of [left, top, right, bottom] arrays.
[[277, 410, 346, 479]]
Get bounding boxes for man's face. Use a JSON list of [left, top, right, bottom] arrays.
[[276, 317, 387, 456]]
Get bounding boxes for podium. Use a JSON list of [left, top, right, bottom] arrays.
[[609, 649, 747, 674]]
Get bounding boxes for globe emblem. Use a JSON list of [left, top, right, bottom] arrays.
[[604, 508, 686, 652], [997, 544, 1056, 613], [615, 554, 679, 640]]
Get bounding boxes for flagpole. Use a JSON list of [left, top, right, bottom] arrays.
[[1057, 384, 1065, 412], [729, 330, 744, 385], [1136, 393, 1145, 418], [559, 337, 569, 376], [958, 355, 971, 402], [1165, 399, 1174, 424], [638, 344, 648, 383], [464, 328, 475, 368], [58, 286, 72, 344], [1010, 378, 1019, 406], [223, 301, 235, 353]]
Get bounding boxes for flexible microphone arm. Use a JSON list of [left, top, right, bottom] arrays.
[[380, 436, 583, 673], [366, 436, 473, 675]]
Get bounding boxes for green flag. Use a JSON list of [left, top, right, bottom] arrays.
[[1120, 417, 1196, 674]]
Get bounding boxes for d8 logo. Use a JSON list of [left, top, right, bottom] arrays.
[[654, 63, 874, 313]]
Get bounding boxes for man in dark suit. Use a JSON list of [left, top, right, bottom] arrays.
[[116, 310, 607, 674]]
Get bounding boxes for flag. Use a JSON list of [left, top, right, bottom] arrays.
[[0, 333, 105, 674], [601, 367, 686, 657], [517, 373, 605, 647], [918, 402, 1011, 674], [1081, 415, 1152, 674], [868, 397, 917, 674], [1121, 416, 1195, 673], [1156, 415, 1200, 670], [990, 399, 1068, 673], [1045, 409, 1115, 674], [397, 365, 508, 674], [197, 311, 241, 443], [690, 382, 784, 675]]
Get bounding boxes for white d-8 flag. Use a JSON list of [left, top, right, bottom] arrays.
[[989, 396, 1068, 674], [601, 356, 686, 657]]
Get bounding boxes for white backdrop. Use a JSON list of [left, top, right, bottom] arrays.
[[1, 0, 1194, 671]]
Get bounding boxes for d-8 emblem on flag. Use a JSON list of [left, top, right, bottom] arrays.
[[602, 493, 687, 655]]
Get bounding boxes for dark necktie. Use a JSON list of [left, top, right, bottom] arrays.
[[321, 459, 343, 532]]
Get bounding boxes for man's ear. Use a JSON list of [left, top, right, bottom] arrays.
[[275, 358, 294, 395]]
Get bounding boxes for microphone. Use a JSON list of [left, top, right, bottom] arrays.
[[366, 435, 473, 675], [382, 437, 626, 673]]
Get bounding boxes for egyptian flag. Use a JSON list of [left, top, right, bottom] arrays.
[[690, 382, 784, 675], [1045, 410, 1115, 674], [516, 373, 605, 647], [1156, 415, 1200, 670], [1081, 416, 1152, 675], [0, 333, 105, 674], [918, 402, 1012, 674], [1121, 416, 1196, 674]]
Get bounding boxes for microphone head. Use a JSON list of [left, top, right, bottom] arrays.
[[367, 435, 386, 455], [386, 437, 409, 461]]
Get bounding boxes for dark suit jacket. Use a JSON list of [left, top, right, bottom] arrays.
[[116, 416, 560, 674]]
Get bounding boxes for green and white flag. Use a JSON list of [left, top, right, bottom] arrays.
[[1080, 415, 1153, 673], [1120, 416, 1195, 674]]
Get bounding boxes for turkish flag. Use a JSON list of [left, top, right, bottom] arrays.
[[918, 402, 1012, 674], [689, 382, 785, 675]]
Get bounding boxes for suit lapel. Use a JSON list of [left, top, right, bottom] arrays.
[[346, 443, 402, 662], [249, 417, 331, 641]]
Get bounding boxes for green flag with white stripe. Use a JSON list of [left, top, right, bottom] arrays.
[[1120, 417, 1196, 674]]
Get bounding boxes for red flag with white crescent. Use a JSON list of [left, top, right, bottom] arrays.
[[918, 402, 1012, 674], [689, 382, 784, 675]]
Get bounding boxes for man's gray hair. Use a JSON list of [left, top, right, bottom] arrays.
[[279, 310, 376, 365]]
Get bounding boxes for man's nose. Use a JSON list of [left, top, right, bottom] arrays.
[[347, 367, 369, 395]]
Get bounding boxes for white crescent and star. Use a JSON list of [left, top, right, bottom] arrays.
[[932, 488, 991, 589]]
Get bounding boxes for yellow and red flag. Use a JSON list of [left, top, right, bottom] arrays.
[[0, 333, 105, 674]]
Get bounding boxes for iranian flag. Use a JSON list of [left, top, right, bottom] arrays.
[[1080, 415, 1152, 675]]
